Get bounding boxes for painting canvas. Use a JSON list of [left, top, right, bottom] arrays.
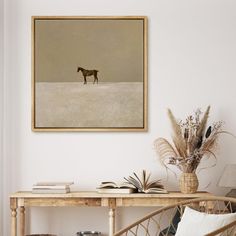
[[32, 16, 147, 131]]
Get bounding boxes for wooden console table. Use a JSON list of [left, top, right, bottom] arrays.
[[10, 191, 211, 236]]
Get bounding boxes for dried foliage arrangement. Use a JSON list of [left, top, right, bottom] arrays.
[[124, 170, 167, 193], [154, 106, 232, 173]]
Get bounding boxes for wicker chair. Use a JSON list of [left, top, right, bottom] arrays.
[[114, 197, 236, 236]]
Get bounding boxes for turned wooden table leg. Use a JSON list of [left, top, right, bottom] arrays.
[[109, 208, 115, 236], [108, 198, 116, 236], [20, 206, 25, 236], [10, 198, 17, 236]]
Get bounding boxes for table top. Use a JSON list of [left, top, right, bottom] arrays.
[[10, 191, 212, 199]]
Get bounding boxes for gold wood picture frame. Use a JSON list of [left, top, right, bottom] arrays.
[[32, 16, 147, 131]]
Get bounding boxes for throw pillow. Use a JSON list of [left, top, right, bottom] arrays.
[[175, 206, 236, 236]]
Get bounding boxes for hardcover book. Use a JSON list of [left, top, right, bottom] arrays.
[[97, 181, 137, 194], [32, 181, 73, 194], [32, 188, 70, 194]]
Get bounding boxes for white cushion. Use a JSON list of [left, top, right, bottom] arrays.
[[175, 206, 236, 236]]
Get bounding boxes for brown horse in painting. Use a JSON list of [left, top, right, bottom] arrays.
[[77, 67, 99, 84]]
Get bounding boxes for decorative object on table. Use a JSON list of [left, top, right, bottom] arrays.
[[124, 170, 168, 193], [77, 231, 101, 236], [32, 16, 147, 132], [218, 164, 236, 212], [154, 106, 232, 194], [32, 181, 74, 194], [97, 181, 137, 194]]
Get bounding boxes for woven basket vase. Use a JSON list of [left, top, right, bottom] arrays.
[[179, 172, 199, 194]]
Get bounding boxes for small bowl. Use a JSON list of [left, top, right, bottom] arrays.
[[77, 231, 101, 236]]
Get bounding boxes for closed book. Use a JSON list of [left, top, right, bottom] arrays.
[[35, 181, 74, 186], [32, 188, 70, 194], [97, 188, 136, 194], [32, 185, 70, 190]]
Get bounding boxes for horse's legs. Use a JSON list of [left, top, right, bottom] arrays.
[[94, 75, 98, 84], [83, 76, 87, 84]]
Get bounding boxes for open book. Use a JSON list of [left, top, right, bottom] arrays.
[[97, 181, 137, 194], [142, 188, 168, 194], [124, 170, 168, 194]]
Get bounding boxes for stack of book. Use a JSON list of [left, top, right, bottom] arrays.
[[32, 182, 74, 194]]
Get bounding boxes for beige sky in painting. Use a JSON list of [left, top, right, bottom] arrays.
[[35, 19, 144, 83]]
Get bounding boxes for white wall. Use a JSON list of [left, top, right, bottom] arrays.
[[3, 0, 236, 235], [0, 0, 5, 234]]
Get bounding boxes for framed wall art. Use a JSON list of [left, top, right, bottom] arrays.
[[32, 16, 147, 131]]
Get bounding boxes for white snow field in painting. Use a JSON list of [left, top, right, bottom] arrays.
[[35, 82, 144, 128]]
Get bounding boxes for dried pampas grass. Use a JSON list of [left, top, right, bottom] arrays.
[[167, 109, 187, 158], [154, 106, 233, 173]]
